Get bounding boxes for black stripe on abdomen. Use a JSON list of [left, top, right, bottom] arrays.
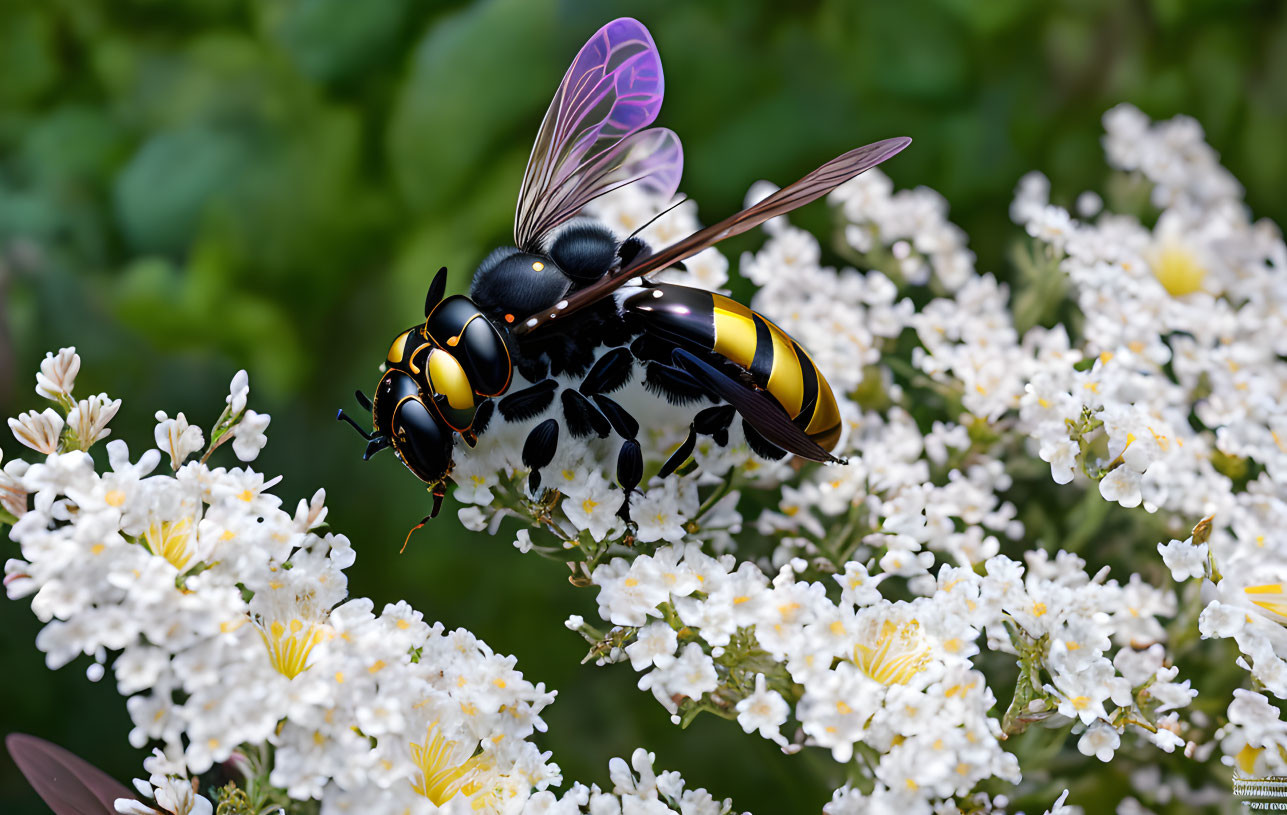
[[749, 315, 774, 384], [793, 343, 819, 426]]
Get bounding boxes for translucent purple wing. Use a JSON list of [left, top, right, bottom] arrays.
[[515, 18, 682, 250], [7, 733, 139, 815], [515, 137, 912, 335]]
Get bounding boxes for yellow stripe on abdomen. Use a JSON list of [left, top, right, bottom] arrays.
[[806, 375, 842, 451], [764, 324, 803, 417], [712, 295, 757, 369], [800, 340, 841, 451]]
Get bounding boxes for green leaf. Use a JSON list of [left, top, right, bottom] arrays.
[[387, 0, 558, 214]]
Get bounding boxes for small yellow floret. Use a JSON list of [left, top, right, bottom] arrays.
[[1153, 244, 1206, 297]]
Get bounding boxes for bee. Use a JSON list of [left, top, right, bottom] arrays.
[[338, 17, 910, 531]]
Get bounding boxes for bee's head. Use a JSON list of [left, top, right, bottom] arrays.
[[371, 369, 454, 486]]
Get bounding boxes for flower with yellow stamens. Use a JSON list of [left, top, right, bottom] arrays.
[[142, 518, 195, 572], [409, 720, 487, 805], [255, 616, 331, 679], [854, 617, 934, 686]]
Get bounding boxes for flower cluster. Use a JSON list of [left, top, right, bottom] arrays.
[[1008, 105, 1287, 781], [7, 102, 1282, 815], [3, 350, 738, 815], [442, 105, 1286, 813]]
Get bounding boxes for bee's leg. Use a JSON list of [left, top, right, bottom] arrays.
[[354, 390, 373, 412], [642, 363, 711, 406], [579, 347, 634, 396], [498, 380, 558, 422], [615, 438, 642, 520], [399, 486, 446, 553], [464, 399, 495, 445], [522, 418, 560, 494], [657, 405, 735, 478], [659, 426, 696, 478], [589, 395, 639, 440], [561, 390, 611, 438], [695, 404, 737, 447]]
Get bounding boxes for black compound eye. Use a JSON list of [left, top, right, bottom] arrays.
[[391, 396, 453, 484], [425, 295, 512, 397], [373, 370, 421, 440]]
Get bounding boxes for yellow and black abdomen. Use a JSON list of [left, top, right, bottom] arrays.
[[624, 284, 842, 453]]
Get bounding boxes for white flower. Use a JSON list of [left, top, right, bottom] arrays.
[[36, 347, 80, 401], [631, 480, 692, 544], [645, 642, 717, 702], [515, 529, 534, 553], [457, 506, 487, 532], [1044, 789, 1081, 815], [1039, 437, 1079, 485], [231, 410, 270, 462], [1157, 537, 1208, 582], [226, 369, 249, 415], [734, 674, 789, 746], [562, 472, 625, 542], [1077, 720, 1121, 761], [153, 412, 204, 470], [1099, 466, 1142, 508], [9, 408, 64, 454], [625, 621, 678, 671], [67, 393, 122, 450], [117, 748, 213, 815]]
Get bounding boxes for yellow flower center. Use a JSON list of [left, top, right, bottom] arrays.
[[105, 489, 126, 507], [1153, 244, 1205, 297], [854, 618, 933, 686], [409, 721, 486, 805], [1245, 583, 1287, 623], [143, 518, 194, 571], [257, 618, 329, 679], [1237, 743, 1264, 775]]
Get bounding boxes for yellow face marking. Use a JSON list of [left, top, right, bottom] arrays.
[[532, 261, 545, 271], [406, 342, 434, 375], [427, 350, 474, 411], [386, 330, 412, 365], [764, 325, 803, 416], [711, 295, 757, 369]]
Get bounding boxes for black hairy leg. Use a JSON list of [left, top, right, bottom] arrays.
[[658, 404, 737, 478], [658, 428, 696, 479], [499, 380, 558, 422], [522, 418, 560, 494], [615, 438, 643, 520], [643, 363, 710, 406], [694, 404, 736, 447], [590, 394, 639, 440], [580, 347, 634, 395], [561, 389, 611, 439]]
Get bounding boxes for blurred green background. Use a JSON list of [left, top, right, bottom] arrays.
[[1, 0, 1285, 812]]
